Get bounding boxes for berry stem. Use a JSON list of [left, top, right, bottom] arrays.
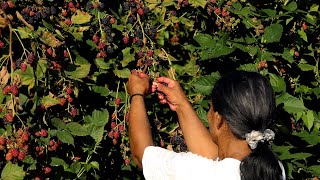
[[161, 48, 176, 80], [12, 29, 30, 60], [66, 47, 74, 64], [137, 14, 146, 46]]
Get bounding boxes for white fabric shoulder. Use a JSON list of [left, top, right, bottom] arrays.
[[142, 146, 241, 180]]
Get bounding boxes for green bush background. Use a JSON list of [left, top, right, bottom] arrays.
[[0, 0, 319, 179]]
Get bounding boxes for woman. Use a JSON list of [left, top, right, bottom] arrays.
[[126, 70, 286, 180]]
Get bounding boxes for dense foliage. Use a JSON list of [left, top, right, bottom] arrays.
[[0, 0, 319, 179]]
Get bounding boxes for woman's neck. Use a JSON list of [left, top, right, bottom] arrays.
[[217, 135, 251, 161]]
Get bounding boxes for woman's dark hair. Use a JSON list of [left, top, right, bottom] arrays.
[[211, 71, 284, 180]]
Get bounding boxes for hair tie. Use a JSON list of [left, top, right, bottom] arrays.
[[245, 129, 275, 149]]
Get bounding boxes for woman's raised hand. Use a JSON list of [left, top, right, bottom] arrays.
[[126, 70, 150, 96], [152, 77, 189, 111]]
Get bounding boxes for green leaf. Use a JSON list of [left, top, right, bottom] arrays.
[[95, 58, 112, 70], [16, 26, 32, 39], [38, 27, 63, 47], [281, 48, 294, 63], [84, 109, 109, 127], [36, 59, 47, 79], [86, 39, 96, 50], [121, 47, 135, 67], [200, 43, 235, 60], [71, 10, 92, 24], [293, 130, 320, 145], [268, 73, 286, 93], [261, 24, 283, 43], [42, 20, 54, 31], [261, 9, 277, 17], [308, 165, 320, 176], [90, 161, 100, 170], [89, 125, 105, 143], [113, 68, 131, 78], [65, 56, 91, 79], [302, 110, 314, 131], [92, 86, 110, 97], [298, 63, 314, 71], [51, 118, 66, 130], [66, 122, 90, 136], [275, 92, 292, 106], [41, 93, 60, 109], [310, 4, 319, 12], [188, 0, 207, 8], [192, 72, 220, 95], [1, 162, 26, 180], [57, 130, 74, 146], [50, 157, 69, 169], [283, 96, 307, 114], [237, 63, 258, 72], [283, 1, 297, 12], [297, 28, 308, 42], [14, 64, 35, 90], [279, 152, 312, 160], [194, 33, 216, 49]]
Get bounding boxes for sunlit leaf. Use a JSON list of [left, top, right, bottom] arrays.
[[1, 162, 26, 180], [71, 10, 92, 24]]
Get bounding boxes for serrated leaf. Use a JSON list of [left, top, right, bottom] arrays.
[[67, 122, 90, 136], [194, 33, 216, 48], [121, 47, 135, 67], [196, 106, 208, 127], [95, 58, 112, 70], [237, 63, 258, 72], [36, 59, 47, 79], [14, 64, 35, 90], [298, 64, 314, 71], [38, 29, 63, 47], [57, 130, 74, 146], [298, 28, 308, 42], [51, 118, 66, 130], [192, 72, 220, 95], [279, 152, 312, 160], [90, 161, 100, 170], [269, 73, 286, 93], [200, 44, 235, 60], [261, 24, 283, 43], [308, 165, 320, 176], [41, 93, 60, 109], [84, 109, 109, 126], [188, 0, 207, 8], [114, 68, 131, 78], [302, 110, 314, 130], [16, 26, 32, 39], [1, 162, 26, 180], [89, 125, 105, 143], [283, 96, 307, 113], [281, 49, 294, 63], [65, 56, 91, 79], [92, 86, 110, 97], [71, 10, 92, 24], [50, 157, 69, 169], [283, 1, 297, 12], [294, 130, 320, 145]]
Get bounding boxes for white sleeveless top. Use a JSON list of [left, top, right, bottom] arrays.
[[142, 146, 286, 180]]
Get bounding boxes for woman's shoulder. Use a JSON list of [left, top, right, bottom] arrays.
[[143, 146, 241, 180]]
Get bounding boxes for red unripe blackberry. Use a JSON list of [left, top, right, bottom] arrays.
[[118, 124, 124, 132], [137, 8, 144, 16], [10, 85, 19, 96], [11, 148, 19, 157], [302, 22, 308, 30], [109, 17, 116, 24], [44, 166, 52, 174], [68, 2, 75, 8], [66, 87, 73, 95], [0, 136, 5, 145], [0, 40, 4, 49], [111, 121, 117, 129], [113, 131, 120, 139], [40, 129, 48, 137], [18, 151, 25, 161], [115, 98, 121, 105], [67, 96, 73, 103], [294, 51, 300, 57], [4, 113, 13, 123], [112, 138, 117, 145], [125, 158, 130, 165], [5, 152, 13, 161], [2, 85, 11, 95], [122, 36, 129, 44], [59, 98, 66, 106], [147, 50, 153, 57], [92, 35, 99, 43], [20, 63, 27, 72], [71, 108, 78, 117]]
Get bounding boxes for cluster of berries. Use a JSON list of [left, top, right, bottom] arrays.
[[92, 14, 116, 58], [61, 1, 81, 26], [1, 1, 14, 11], [86, 1, 105, 11], [0, 128, 29, 162], [108, 117, 126, 146], [207, 0, 241, 32], [57, 87, 78, 117], [171, 135, 187, 152], [2, 84, 19, 96], [20, 4, 56, 25]]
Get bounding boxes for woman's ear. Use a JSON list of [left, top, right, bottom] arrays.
[[214, 112, 223, 129]]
